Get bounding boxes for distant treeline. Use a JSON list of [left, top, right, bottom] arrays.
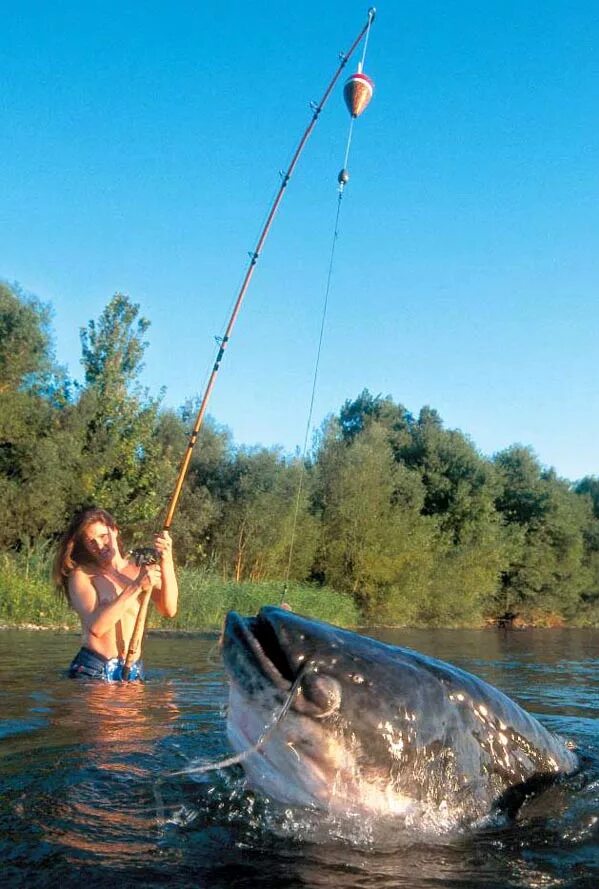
[[2, 282, 599, 626]]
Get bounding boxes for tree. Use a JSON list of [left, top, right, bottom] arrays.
[[315, 395, 508, 623], [315, 418, 435, 621], [70, 294, 170, 532], [0, 283, 74, 547], [570, 477, 599, 619], [157, 407, 232, 567], [0, 282, 52, 393], [212, 446, 317, 583], [494, 448, 591, 619], [575, 476, 599, 520], [80, 293, 150, 392], [399, 407, 501, 544], [338, 389, 414, 451]]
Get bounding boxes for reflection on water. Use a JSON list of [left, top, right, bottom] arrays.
[[0, 627, 597, 888], [39, 680, 180, 864]]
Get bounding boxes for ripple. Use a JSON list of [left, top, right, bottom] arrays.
[[1, 628, 599, 889], [0, 716, 47, 740]]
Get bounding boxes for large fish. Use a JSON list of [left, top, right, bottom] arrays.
[[221, 606, 578, 828]]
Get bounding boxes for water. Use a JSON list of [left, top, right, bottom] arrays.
[[1, 626, 597, 888]]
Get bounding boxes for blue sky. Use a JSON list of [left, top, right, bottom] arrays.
[[2, 1, 598, 481]]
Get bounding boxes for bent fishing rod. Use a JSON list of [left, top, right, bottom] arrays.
[[122, 7, 377, 680]]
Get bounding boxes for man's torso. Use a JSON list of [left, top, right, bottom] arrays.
[[81, 561, 141, 659]]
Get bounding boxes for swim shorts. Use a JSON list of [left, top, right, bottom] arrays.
[[68, 646, 144, 682]]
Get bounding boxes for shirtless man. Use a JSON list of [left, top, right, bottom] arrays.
[[54, 507, 178, 681]]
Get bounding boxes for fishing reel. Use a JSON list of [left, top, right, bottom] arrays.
[[128, 545, 161, 567]]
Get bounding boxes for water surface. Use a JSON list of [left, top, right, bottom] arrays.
[[1, 626, 597, 888]]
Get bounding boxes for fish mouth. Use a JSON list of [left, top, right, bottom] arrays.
[[222, 609, 341, 718], [222, 610, 297, 692]]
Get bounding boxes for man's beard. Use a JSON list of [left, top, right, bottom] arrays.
[[87, 545, 115, 568]]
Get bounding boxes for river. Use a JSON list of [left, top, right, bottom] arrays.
[[1, 625, 597, 888]]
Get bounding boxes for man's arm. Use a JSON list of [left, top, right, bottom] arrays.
[[151, 531, 179, 618], [69, 567, 158, 638]]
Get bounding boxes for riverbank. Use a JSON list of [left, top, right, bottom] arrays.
[[0, 560, 360, 631], [3, 552, 596, 630]]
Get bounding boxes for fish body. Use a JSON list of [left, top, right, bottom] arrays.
[[221, 607, 577, 826]]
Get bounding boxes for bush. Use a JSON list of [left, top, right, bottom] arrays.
[[150, 567, 359, 630], [0, 552, 359, 631]]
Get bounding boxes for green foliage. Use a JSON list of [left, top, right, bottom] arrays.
[[493, 448, 595, 620], [0, 282, 52, 393], [338, 389, 414, 452], [150, 569, 358, 631], [0, 544, 77, 627], [211, 447, 318, 582], [71, 294, 172, 531], [315, 396, 509, 625], [575, 476, 599, 520], [0, 283, 75, 548], [80, 293, 150, 391], [163, 411, 232, 566], [316, 419, 433, 622], [0, 283, 597, 628], [0, 551, 357, 631], [420, 532, 507, 627]]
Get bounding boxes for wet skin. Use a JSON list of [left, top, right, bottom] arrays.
[[221, 607, 578, 827]]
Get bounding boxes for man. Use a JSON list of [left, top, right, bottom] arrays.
[[54, 507, 178, 681]]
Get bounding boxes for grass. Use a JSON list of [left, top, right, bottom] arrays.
[[0, 548, 360, 631], [5, 544, 590, 631], [0, 547, 78, 629]]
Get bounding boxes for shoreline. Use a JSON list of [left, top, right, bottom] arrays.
[[0, 621, 590, 634], [0, 623, 219, 636]]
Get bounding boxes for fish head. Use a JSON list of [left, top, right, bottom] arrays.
[[222, 606, 465, 818]]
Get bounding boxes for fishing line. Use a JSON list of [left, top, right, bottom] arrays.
[[281, 186, 346, 603], [281, 9, 376, 603], [153, 661, 311, 822], [203, 637, 225, 669], [153, 664, 311, 825], [341, 116, 356, 174], [129, 8, 377, 677]]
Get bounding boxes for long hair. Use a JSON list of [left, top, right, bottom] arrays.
[[53, 507, 121, 600]]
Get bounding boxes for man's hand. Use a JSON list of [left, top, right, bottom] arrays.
[[153, 530, 174, 563], [139, 563, 162, 592]]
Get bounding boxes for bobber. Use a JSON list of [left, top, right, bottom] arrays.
[[343, 67, 375, 119]]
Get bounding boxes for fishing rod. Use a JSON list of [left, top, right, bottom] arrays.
[[122, 7, 377, 680]]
